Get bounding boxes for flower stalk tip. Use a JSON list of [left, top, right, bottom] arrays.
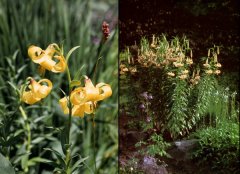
[[102, 21, 110, 41]]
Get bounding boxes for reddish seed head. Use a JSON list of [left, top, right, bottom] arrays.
[[102, 21, 110, 41]]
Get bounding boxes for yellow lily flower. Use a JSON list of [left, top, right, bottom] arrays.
[[173, 62, 184, 67], [181, 69, 189, 74], [186, 57, 193, 65], [70, 78, 112, 105], [214, 70, 221, 75], [59, 78, 112, 117], [28, 44, 66, 73], [206, 69, 213, 74], [215, 63, 222, 68], [21, 78, 52, 105], [59, 97, 96, 117], [167, 72, 175, 77], [179, 74, 188, 80]]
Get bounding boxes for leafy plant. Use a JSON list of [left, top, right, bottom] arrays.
[[190, 122, 239, 172], [120, 35, 228, 139], [135, 133, 171, 158]]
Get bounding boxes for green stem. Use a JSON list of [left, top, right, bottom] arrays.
[[90, 39, 104, 82], [92, 114, 97, 174], [19, 105, 31, 173], [65, 65, 72, 174]]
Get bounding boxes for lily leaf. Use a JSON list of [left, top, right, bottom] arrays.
[[66, 46, 80, 63], [0, 153, 15, 174], [70, 80, 81, 89], [73, 65, 85, 81]]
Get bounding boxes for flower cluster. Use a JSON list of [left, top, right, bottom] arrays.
[[189, 69, 201, 85], [21, 44, 65, 104], [119, 63, 137, 75], [135, 36, 194, 81], [21, 43, 112, 118], [59, 78, 112, 117], [137, 36, 193, 70], [203, 47, 221, 75], [125, 36, 222, 87]]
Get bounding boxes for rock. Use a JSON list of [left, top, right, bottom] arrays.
[[140, 156, 168, 174], [168, 139, 199, 161]]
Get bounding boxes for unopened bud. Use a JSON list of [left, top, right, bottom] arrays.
[[217, 47, 220, 55], [208, 49, 210, 57]]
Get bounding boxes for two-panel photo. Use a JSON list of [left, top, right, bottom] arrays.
[[0, 0, 239, 173]]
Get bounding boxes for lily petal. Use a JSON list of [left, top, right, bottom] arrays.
[[72, 104, 85, 117], [59, 97, 69, 114], [28, 46, 46, 64], [36, 79, 52, 98], [51, 55, 66, 73], [70, 87, 86, 105], [22, 91, 41, 105], [59, 97, 85, 117], [84, 101, 95, 114], [96, 83, 112, 101], [39, 56, 56, 71], [28, 44, 66, 73], [21, 78, 52, 105]]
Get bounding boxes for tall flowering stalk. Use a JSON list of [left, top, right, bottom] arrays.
[[121, 35, 223, 138], [20, 41, 112, 173]]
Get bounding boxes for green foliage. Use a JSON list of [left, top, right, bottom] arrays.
[[193, 73, 217, 116], [135, 133, 170, 158], [0, 153, 15, 174], [166, 80, 189, 137], [120, 35, 238, 139], [146, 133, 171, 157], [190, 122, 239, 172], [0, 0, 118, 173]]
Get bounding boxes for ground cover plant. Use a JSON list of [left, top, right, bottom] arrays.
[[119, 35, 239, 173], [0, 0, 118, 173]]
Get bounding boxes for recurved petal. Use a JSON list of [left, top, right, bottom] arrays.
[[84, 79, 99, 100], [70, 87, 86, 105], [96, 83, 112, 101], [28, 45, 42, 59], [28, 46, 48, 64], [45, 44, 56, 57], [36, 79, 53, 98], [30, 79, 42, 94], [52, 55, 66, 73], [84, 78, 95, 88], [21, 91, 41, 105], [72, 104, 85, 117], [39, 56, 56, 71], [59, 97, 69, 114], [84, 86, 101, 101]]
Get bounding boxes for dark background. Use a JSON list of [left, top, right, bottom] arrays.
[[119, 0, 240, 72]]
